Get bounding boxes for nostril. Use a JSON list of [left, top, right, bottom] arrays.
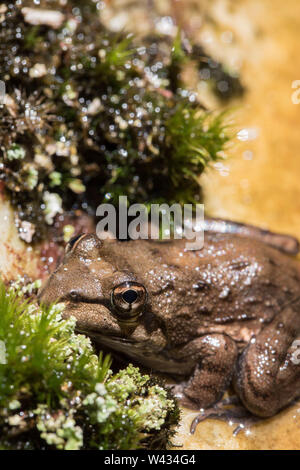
[[122, 289, 138, 304]]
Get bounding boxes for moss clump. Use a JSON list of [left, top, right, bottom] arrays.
[[0, 280, 179, 450], [0, 0, 231, 242]]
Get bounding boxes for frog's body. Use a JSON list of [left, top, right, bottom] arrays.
[[39, 228, 300, 418]]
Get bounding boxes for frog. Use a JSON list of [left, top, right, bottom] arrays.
[[38, 219, 300, 420]]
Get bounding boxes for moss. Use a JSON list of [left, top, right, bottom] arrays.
[[6, 144, 26, 162], [0, 0, 234, 241], [0, 280, 179, 450]]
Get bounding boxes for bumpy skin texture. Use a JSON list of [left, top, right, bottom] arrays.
[[38, 232, 300, 417]]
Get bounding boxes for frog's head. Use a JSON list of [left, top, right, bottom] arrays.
[[38, 234, 152, 341]]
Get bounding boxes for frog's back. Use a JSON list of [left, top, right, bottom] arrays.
[[107, 233, 300, 346]]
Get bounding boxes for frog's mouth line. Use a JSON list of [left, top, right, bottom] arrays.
[[76, 328, 166, 357], [76, 328, 140, 345], [76, 327, 192, 376], [76, 328, 163, 362]]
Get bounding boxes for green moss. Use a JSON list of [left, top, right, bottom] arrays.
[[164, 106, 229, 202], [0, 0, 234, 241], [0, 280, 179, 450]]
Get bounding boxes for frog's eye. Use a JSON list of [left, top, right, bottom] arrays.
[[111, 282, 147, 319], [65, 233, 86, 253]]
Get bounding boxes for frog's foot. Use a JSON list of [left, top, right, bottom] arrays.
[[190, 396, 261, 436], [170, 382, 261, 435]]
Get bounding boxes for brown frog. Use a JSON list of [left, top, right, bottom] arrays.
[[38, 220, 300, 419]]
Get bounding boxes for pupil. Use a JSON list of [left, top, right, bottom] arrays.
[[122, 289, 138, 304]]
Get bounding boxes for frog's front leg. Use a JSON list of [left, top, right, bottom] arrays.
[[234, 299, 300, 417], [174, 334, 237, 408]]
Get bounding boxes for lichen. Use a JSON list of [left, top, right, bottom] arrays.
[[0, 280, 179, 450], [6, 144, 26, 162]]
